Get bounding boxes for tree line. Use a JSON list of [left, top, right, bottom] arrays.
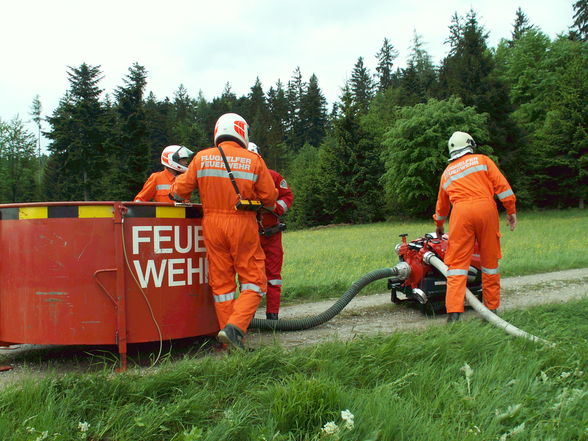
[[1, 2, 586, 228]]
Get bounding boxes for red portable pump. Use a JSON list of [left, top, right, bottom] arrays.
[[388, 233, 483, 313]]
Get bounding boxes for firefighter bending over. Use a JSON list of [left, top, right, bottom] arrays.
[[247, 142, 294, 320], [134, 145, 193, 202], [433, 132, 517, 323], [170, 113, 278, 349]]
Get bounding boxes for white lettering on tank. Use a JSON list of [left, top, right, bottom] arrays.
[[153, 226, 173, 254], [132, 226, 152, 254]]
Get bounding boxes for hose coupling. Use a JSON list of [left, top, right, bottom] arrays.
[[423, 251, 436, 265], [392, 262, 411, 280]]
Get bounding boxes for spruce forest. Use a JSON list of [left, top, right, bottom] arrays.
[[1, 5, 587, 228]]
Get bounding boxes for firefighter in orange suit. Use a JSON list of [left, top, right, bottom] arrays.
[[247, 142, 294, 320], [433, 132, 517, 323], [170, 113, 278, 349], [134, 145, 193, 202]]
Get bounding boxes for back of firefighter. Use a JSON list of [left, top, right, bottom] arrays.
[[247, 142, 294, 320], [170, 113, 278, 349], [134, 145, 193, 202], [433, 131, 517, 323]]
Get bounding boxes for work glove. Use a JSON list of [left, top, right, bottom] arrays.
[[168, 192, 184, 203]]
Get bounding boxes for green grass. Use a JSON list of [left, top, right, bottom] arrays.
[[1, 298, 587, 441], [281, 208, 588, 302]]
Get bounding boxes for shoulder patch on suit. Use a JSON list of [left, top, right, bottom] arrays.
[[279, 179, 288, 189]]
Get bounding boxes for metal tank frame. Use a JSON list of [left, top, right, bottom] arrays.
[[0, 201, 218, 371]]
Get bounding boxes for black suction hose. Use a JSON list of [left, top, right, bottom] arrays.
[[249, 267, 401, 331]]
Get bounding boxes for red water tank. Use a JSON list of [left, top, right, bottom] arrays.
[[0, 201, 219, 369]]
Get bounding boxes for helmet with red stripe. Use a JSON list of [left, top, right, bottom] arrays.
[[214, 113, 249, 148]]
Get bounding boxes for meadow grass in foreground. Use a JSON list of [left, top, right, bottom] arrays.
[[281, 208, 588, 302], [1, 298, 586, 441]]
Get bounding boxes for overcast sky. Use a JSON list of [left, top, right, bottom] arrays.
[[1, 0, 574, 142]]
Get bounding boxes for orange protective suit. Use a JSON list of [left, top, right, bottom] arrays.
[[434, 153, 516, 313], [134, 168, 177, 203], [171, 141, 278, 334]]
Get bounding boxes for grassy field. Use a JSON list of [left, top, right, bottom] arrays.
[[1, 299, 586, 440], [281, 208, 588, 302]]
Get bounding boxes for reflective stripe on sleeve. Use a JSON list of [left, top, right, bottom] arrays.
[[241, 283, 262, 293], [482, 266, 500, 275], [197, 169, 259, 182], [156, 184, 171, 190], [268, 279, 282, 286], [277, 200, 288, 213], [443, 165, 488, 190], [436, 214, 447, 221], [447, 269, 469, 277], [214, 291, 235, 303], [497, 189, 514, 200]]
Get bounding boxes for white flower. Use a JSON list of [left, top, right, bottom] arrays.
[[461, 363, 474, 394], [35, 431, 49, 441], [26, 427, 36, 433], [322, 421, 338, 435], [560, 371, 571, 379], [78, 421, 90, 432], [341, 409, 354, 422], [510, 422, 526, 435], [495, 404, 522, 421], [341, 409, 354, 429]]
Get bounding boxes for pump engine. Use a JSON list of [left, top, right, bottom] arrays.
[[388, 233, 483, 314]]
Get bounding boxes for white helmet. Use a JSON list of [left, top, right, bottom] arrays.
[[161, 145, 193, 173], [247, 142, 260, 155], [214, 113, 249, 148], [447, 131, 476, 161]]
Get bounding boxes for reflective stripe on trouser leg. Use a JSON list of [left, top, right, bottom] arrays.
[[481, 268, 500, 310], [213, 291, 235, 330], [227, 289, 263, 333], [446, 274, 468, 313], [266, 280, 282, 314]]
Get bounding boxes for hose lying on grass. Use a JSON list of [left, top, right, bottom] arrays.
[[250, 256, 553, 347], [424, 252, 553, 346], [249, 267, 399, 331]]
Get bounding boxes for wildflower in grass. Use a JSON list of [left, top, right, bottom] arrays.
[[461, 363, 474, 395], [467, 425, 481, 434], [560, 371, 571, 379], [499, 422, 525, 441], [35, 431, 49, 441], [494, 404, 522, 421], [26, 427, 36, 433], [341, 409, 354, 429], [322, 421, 338, 435], [78, 422, 90, 432]]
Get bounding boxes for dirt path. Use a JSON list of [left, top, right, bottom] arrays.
[[1, 268, 587, 383], [246, 268, 588, 348]]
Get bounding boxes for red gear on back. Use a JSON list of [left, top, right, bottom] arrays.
[[433, 154, 516, 313], [260, 169, 294, 314], [134, 168, 177, 203], [171, 141, 278, 334]]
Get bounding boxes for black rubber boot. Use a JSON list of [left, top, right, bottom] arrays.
[[266, 313, 279, 320], [447, 312, 462, 323], [217, 324, 245, 350]]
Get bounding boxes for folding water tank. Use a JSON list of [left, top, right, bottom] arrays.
[[0, 201, 218, 369]]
